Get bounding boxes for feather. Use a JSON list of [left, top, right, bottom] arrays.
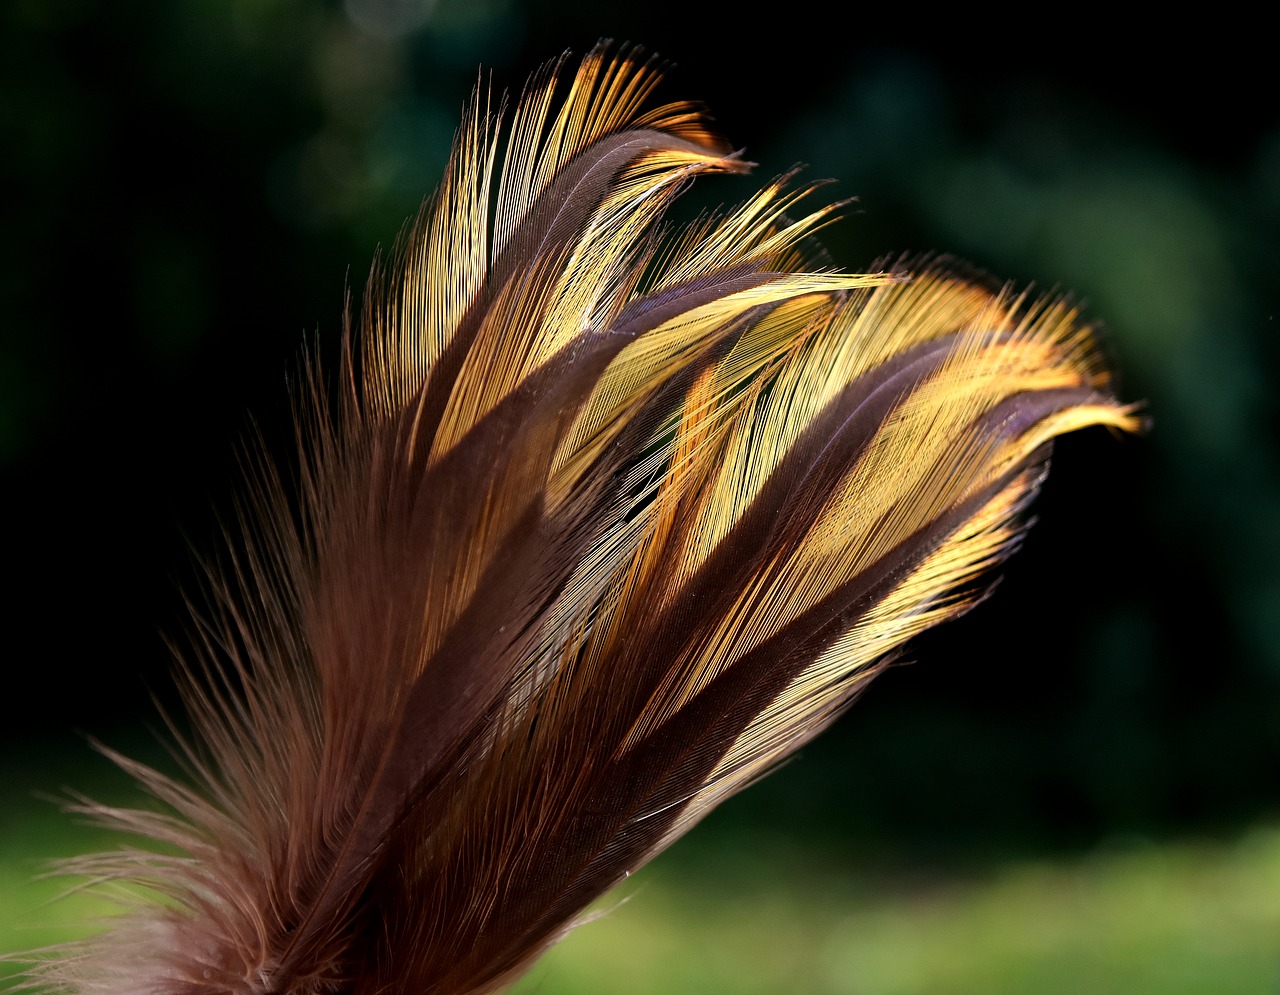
[[23, 44, 1140, 995]]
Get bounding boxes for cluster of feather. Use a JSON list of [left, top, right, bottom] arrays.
[[28, 45, 1138, 995]]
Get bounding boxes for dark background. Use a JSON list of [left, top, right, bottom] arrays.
[[3, 0, 1278, 861]]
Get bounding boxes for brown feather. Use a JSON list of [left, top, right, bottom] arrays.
[[22, 44, 1139, 995]]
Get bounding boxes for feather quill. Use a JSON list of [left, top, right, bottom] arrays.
[[25, 45, 1139, 995]]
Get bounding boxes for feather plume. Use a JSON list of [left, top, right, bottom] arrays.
[[24, 45, 1140, 995]]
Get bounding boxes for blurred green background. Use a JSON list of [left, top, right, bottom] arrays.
[[2, 1, 1278, 991]]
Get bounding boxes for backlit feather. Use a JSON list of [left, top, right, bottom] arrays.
[[25, 45, 1139, 995]]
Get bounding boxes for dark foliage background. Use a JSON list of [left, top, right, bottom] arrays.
[[2, 0, 1277, 863]]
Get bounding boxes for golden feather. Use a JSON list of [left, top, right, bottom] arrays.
[[23, 45, 1139, 995]]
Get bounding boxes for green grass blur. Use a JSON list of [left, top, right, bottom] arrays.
[[509, 832, 1280, 994]]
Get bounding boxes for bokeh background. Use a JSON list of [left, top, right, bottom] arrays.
[[3, 2, 1278, 991]]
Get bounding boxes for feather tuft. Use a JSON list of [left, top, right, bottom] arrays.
[[23, 44, 1139, 995]]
